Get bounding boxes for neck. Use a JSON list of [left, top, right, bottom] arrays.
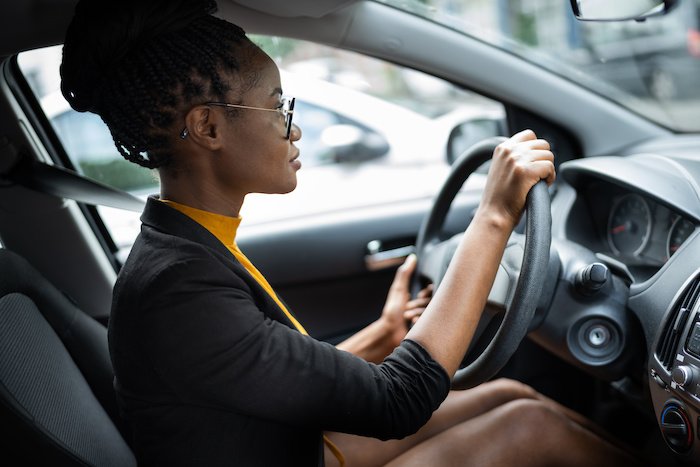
[[159, 173, 244, 218]]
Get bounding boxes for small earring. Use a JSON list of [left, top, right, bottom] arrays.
[[180, 128, 189, 139]]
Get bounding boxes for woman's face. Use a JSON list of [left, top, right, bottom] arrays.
[[213, 48, 302, 197]]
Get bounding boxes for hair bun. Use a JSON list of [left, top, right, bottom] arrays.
[[60, 0, 217, 113]]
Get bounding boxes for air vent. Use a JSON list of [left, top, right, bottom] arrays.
[[657, 276, 700, 370]]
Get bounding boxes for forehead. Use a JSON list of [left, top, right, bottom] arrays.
[[248, 48, 282, 95]]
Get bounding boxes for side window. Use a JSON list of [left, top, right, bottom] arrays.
[[17, 38, 504, 249], [294, 99, 390, 166], [51, 111, 157, 191], [20, 47, 157, 196], [18, 46, 155, 256], [244, 36, 505, 223], [294, 100, 343, 166]]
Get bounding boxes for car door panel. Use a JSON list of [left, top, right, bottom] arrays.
[[238, 192, 481, 341]]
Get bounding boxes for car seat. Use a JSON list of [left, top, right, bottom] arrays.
[[0, 249, 136, 466]]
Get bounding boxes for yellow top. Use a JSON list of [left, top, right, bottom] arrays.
[[160, 199, 344, 466], [161, 199, 308, 334]]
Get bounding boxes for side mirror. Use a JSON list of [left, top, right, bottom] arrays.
[[570, 0, 677, 22], [446, 118, 506, 165], [320, 124, 389, 164]]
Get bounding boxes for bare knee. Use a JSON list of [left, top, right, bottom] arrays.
[[492, 398, 567, 444], [484, 378, 540, 402], [391, 400, 572, 467]]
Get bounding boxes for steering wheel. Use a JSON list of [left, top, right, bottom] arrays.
[[413, 137, 551, 390]]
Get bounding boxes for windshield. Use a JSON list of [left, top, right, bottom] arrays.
[[376, 0, 700, 132]]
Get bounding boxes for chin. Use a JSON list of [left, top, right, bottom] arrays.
[[280, 180, 298, 194], [282, 173, 299, 193], [261, 178, 298, 195]]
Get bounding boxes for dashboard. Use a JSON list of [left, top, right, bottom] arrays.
[[546, 149, 700, 462]]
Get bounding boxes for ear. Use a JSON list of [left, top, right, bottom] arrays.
[[182, 106, 225, 151]]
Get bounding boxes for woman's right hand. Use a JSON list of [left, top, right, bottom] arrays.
[[479, 129, 556, 229], [406, 129, 555, 376]]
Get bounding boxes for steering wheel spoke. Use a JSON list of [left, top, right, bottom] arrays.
[[487, 233, 526, 309], [417, 235, 461, 288]]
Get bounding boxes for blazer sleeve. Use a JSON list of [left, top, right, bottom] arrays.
[[138, 255, 450, 440]]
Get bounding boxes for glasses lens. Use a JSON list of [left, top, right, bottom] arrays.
[[285, 97, 295, 139]]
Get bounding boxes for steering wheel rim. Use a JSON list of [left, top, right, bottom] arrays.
[[414, 137, 552, 390]]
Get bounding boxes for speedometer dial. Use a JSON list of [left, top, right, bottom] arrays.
[[667, 216, 695, 258], [607, 194, 652, 256]]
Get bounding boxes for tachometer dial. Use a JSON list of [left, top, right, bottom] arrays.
[[607, 194, 652, 256], [667, 216, 695, 258]]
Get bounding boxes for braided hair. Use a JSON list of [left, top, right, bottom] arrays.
[[60, 0, 256, 169]]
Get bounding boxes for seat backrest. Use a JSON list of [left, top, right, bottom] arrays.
[[0, 249, 136, 466]]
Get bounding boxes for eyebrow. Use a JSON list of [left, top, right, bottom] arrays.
[[270, 87, 283, 97]]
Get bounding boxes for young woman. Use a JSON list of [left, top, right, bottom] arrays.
[[60, 1, 644, 465]]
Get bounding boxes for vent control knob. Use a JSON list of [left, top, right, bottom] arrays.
[[672, 365, 693, 388], [661, 404, 693, 453]]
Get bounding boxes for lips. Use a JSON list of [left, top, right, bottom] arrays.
[[289, 151, 301, 170]]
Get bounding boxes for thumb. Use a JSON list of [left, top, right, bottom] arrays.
[[392, 254, 417, 289]]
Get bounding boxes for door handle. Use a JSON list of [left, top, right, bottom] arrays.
[[365, 240, 415, 271]]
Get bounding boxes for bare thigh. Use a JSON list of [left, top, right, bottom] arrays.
[[324, 378, 635, 467], [324, 378, 544, 467], [384, 398, 644, 467]]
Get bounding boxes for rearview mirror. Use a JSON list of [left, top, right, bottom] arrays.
[[570, 0, 677, 22]]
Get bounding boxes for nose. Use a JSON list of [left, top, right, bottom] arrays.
[[290, 123, 302, 141]]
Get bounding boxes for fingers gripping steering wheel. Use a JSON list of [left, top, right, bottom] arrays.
[[413, 137, 551, 390]]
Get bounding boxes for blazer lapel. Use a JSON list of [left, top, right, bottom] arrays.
[[139, 196, 301, 331]]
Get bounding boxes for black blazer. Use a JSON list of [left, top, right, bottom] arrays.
[[109, 197, 450, 466]]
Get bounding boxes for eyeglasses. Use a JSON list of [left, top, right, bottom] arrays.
[[180, 96, 296, 140]]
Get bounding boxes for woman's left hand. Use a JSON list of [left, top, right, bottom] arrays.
[[337, 254, 433, 363], [380, 254, 433, 348]]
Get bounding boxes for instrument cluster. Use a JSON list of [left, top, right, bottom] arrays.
[[606, 192, 695, 264], [570, 180, 697, 281]]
